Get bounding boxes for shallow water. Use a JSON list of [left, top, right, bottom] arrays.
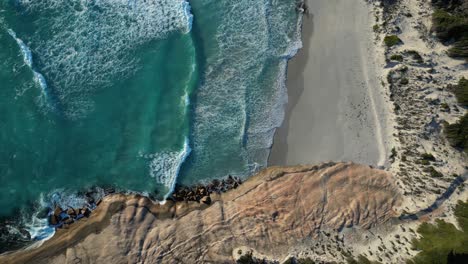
[[0, 0, 301, 240]]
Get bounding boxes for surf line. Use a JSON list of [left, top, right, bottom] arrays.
[[7, 29, 51, 103]]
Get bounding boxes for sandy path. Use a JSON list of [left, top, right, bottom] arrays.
[[269, 0, 388, 167]]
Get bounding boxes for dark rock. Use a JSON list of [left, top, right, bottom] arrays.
[[201, 196, 211, 205], [49, 215, 58, 226], [82, 208, 91, 217], [67, 208, 77, 217], [53, 207, 62, 218]]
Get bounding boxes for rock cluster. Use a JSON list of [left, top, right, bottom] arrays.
[[48, 206, 92, 229], [171, 175, 242, 204], [47, 187, 110, 229]]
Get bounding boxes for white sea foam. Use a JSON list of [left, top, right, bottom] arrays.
[[20, 189, 105, 242], [144, 137, 191, 200], [7, 29, 49, 99], [190, 0, 303, 179], [15, 0, 193, 119]]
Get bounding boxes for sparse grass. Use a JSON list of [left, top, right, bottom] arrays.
[[448, 38, 468, 60], [237, 252, 265, 264], [425, 166, 443, 178], [440, 102, 450, 111], [421, 153, 436, 161], [384, 35, 402, 47], [432, 9, 468, 60], [409, 200, 468, 264], [390, 147, 397, 161], [373, 24, 380, 33], [406, 50, 424, 63], [390, 54, 404, 62], [451, 77, 468, 107], [347, 255, 381, 264], [444, 113, 468, 153], [282, 257, 315, 264], [432, 9, 468, 41]]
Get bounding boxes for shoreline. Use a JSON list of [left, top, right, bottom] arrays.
[[0, 162, 403, 263], [269, 0, 390, 168]]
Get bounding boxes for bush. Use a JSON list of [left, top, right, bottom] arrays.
[[431, 9, 468, 41], [400, 78, 409, 85], [282, 257, 315, 264], [431, 7, 468, 60], [384, 35, 402, 47], [451, 77, 468, 107], [421, 153, 436, 161], [390, 54, 404, 61], [409, 200, 468, 264], [373, 24, 380, 33], [448, 38, 468, 60], [445, 113, 468, 153], [406, 50, 424, 63], [425, 166, 443, 178]]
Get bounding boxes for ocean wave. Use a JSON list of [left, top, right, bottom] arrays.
[[11, 0, 193, 119], [187, 0, 303, 181], [7, 29, 49, 100], [144, 138, 191, 201]]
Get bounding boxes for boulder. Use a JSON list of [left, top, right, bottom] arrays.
[[49, 215, 58, 226], [200, 196, 211, 205], [53, 207, 62, 218]]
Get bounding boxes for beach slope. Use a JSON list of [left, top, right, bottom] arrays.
[[270, 0, 389, 167]]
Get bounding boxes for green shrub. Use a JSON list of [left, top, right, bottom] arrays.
[[425, 166, 443, 178], [400, 78, 409, 85], [445, 113, 468, 153], [420, 160, 430, 166], [448, 38, 468, 60], [431, 5, 468, 59], [406, 50, 424, 63], [421, 153, 436, 161], [409, 200, 468, 264], [432, 9, 468, 41], [440, 102, 450, 111], [282, 258, 315, 264], [346, 255, 381, 264], [452, 77, 468, 107], [384, 35, 402, 47], [390, 54, 404, 61], [373, 24, 380, 33]]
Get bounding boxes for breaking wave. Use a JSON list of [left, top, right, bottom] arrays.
[[7, 29, 49, 102], [187, 0, 302, 181], [14, 0, 193, 119]]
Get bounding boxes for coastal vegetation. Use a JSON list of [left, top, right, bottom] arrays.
[[409, 200, 468, 264], [405, 50, 423, 63], [444, 113, 468, 153], [449, 77, 468, 107], [390, 54, 404, 62], [384, 35, 402, 47], [431, 1, 468, 60]]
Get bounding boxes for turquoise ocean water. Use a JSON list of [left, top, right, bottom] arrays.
[[0, 0, 301, 244]]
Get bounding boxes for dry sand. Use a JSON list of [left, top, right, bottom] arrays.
[[270, 0, 390, 168]]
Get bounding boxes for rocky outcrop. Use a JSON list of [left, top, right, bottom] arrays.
[[0, 162, 401, 264]]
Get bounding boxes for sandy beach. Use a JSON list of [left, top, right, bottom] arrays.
[[270, 0, 389, 167]]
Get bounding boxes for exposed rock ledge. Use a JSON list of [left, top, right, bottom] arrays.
[[0, 162, 402, 264]]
